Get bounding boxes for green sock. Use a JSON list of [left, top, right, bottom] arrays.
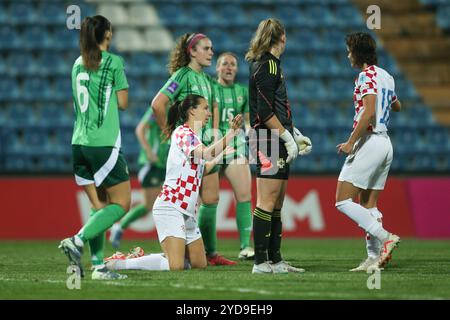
[[236, 201, 252, 249], [87, 209, 105, 266], [120, 204, 148, 230], [78, 204, 125, 242], [198, 203, 218, 256]]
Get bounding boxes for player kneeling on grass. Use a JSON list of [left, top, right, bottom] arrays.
[[107, 94, 243, 271], [336, 32, 402, 272]]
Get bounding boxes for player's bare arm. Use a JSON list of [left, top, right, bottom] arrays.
[[151, 92, 170, 133], [337, 94, 376, 154], [117, 89, 128, 110], [135, 121, 158, 163], [391, 99, 402, 112]]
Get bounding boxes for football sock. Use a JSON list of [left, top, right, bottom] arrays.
[[268, 209, 282, 264], [87, 208, 105, 266], [336, 199, 389, 241], [236, 201, 252, 250], [124, 254, 170, 271], [366, 208, 383, 258], [198, 203, 218, 256], [120, 204, 148, 230], [253, 207, 272, 265], [78, 204, 126, 242]]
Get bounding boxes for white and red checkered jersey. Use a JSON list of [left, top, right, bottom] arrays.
[[154, 124, 205, 217], [353, 65, 397, 133]]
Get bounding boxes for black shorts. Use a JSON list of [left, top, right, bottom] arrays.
[[249, 128, 290, 180]]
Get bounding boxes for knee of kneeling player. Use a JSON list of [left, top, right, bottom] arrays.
[[191, 260, 207, 270]]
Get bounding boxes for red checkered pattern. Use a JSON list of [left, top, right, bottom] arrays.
[[352, 65, 378, 130], [158, 125, 204, 215]]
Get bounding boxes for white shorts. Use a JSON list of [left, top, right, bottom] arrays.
[[152, 201, 202, 245], [338, 133, 393, 190]]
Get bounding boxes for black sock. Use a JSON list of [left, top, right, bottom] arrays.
[[269, 209, 283, 264], [253, 207, 272, 265]]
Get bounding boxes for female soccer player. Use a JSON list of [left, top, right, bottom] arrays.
[[152, 33, 236, 266], [109, 107, 170, 249], [335, 32, 401, 271], [154, 94, 242, 270], [202, 52, 254, 260], [59, 15, 130, 280], [106, 95, 241, 272], [246, 18, 311, 274]]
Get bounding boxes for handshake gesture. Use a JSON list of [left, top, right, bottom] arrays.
[[280, 127, 312, 163]]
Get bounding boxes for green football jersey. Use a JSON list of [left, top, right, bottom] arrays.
[[71, 51, 129, 147], [212, 80, 249, 136], [159, 66, 215, 143], [137, 108, 169, 169]]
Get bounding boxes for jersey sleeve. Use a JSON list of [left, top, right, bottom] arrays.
[[254, 60, 278, 123], [357, 70, 377, 97], [160, 70, 187, 101], [112, 55, 129, 91], [175, 127, 202, 158]]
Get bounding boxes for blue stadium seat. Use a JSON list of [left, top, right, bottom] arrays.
[[22, 77, 53, 101], [157, 4, 190, 27], [9, 104, 40, 125], [0, 78, 20, 101], [127, 53, 153, 76], [52, 28, 78, 50], [298, 79, 327, 101], [23, 27, 51, 50], [220, 5, 247, 27], [39, 2, 67, 26], [40, 103, 71, 127], [290, 30, 322, 52], [424, 127, 450, 152], [8, 2, 37, 25], [37, 52, 69, 76], [4, 155, 33, 172], [276, 5, 303, 27], [328, 79, 354, 101], [302, 6, 334, 28], [405, 105, 435, 126], [0, 26, 22, 50], [321, 30, 346, 52], [437, 5, 450, 30], [53, 76, 72, 102], [333, 5, 364, 28], [7, 52, 38, 76], [189, 4, 223, 27]]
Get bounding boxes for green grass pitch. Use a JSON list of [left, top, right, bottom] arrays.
[[0, 239, 449, 300]]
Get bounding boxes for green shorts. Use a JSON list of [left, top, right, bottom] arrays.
[[138, 164, 166, 188], [72, 145, 130, 188]]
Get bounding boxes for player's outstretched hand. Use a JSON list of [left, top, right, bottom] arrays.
[[229, 114, 243, 131], [280, 129, 298, 163], [293, 127, 312, 156]]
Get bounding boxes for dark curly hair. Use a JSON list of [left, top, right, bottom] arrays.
[[345, 32, 378, 68]]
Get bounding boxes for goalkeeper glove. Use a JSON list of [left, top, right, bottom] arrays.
[[293, 127, 312, 156], [280, 129, 299, 163]]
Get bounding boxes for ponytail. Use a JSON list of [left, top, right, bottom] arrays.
[[245, 18, 285, 62], [80, 15, 111, 71], [163, 94, 205, 139]]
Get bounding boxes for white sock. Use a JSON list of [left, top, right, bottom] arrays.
[[366, 208, 383, 258], [124, 254, 170, 271], [336, 199, 389, 241]]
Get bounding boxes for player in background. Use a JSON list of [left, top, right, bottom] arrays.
[[109, 107, 170, 249], [335, 32, 402, 271], [199, 52, 254, 261], [151, 33, 236, 266], [59, 15, 130, 280], [246, 18, 312, 274]]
